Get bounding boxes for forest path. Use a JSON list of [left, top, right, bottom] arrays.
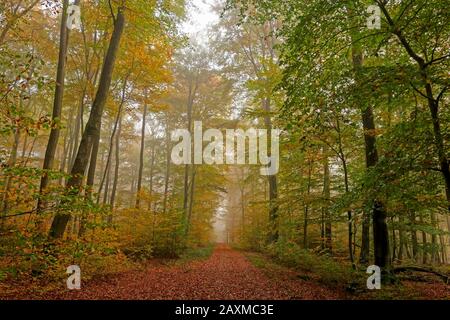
[[51, 244, 342, 300]]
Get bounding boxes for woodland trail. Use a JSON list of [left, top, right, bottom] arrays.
[[47, 244, 343, 300]]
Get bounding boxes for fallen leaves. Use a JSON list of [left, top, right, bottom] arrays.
[[1, 244, 343, 300]]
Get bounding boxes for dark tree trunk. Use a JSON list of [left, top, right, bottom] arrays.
[[38, 0, 70, 212], [102, 144, 112, 205], [419, 212, 428, 264], [410, 211, 418, 261], [69, 86, 86, 170], [391, 218, 397, 262], [346, 3, 390, 269], [162, 121, 171, 215], [49, 8, 125, 239], [110, 114, 122, 211], [398, 216, 405, 262], [86, 134, 100, 196], [263, 98, 279, 243], [336, 118, 354, 265], [303, 161, 312, 249], [360, 210, 370, 264], [353, 49, 390, 270], [430, 212, 438, 264], [185, 169, 196, 237], [322, 149, 332, 253], [147, 142, 155, 211], [136, 104, 147, 209], [97, 77, 128, 203]]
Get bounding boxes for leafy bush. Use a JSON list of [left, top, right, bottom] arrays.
[[267, 240, 359, 287]]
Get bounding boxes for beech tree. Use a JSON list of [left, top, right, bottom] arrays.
[[49, 4, 126, 238]]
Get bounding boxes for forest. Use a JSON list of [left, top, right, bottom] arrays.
[[0, 0, 449, 300]]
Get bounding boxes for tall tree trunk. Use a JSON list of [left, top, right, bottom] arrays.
[[410, 210, 418, 261], [162, 121, 171, 215], [346, 3, 389, 270], [185, 168, 196, 237], [263, 98, 279, 243], [336, 118, 354, 265], [69, 86, 86, 169], [439, 230, 447, 264], [183, 75, 198, 230], [130, 167, 136, 207], [57, 124, 70, 185], [430, 212, 438, 264], [360, 210, 370, 264], [38, 0, 70, 212], [398, 216, 405, 262], [110, 114, 122, 212], [322, 147, 332, 253], [86, 134, 100, 197], [102, 144, 112, 205], [147, 142, 155, 211], [135, 104, 147, 209], [352, 49, 390, 270], [97, 77, 128, 202], [49, 7, 125, 239], [420, 212, 428, 264], [303, 161, 312, 249], [391, 218, 397, 262]]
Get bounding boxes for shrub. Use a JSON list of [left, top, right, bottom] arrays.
[[267, 240, 359, 287]]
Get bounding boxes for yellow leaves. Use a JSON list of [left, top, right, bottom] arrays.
[[149, 103, 170, 112], [363, 128, 383, 137]]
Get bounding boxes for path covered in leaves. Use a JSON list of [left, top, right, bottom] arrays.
[[51, 244, 342, 300]]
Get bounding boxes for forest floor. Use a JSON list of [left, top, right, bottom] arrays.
[[0, 244, 344, 300], [1, 244, 449, 300]]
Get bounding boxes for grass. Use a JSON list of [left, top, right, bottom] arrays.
[[176, 243, 215, 264], [266, 241, 361, 289]]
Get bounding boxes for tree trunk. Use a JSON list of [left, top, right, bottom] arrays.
[[102, 143, 112, 205], [262, 98, 279, 243], [322, 148, 332, 253], [391, 218, 397, 262], [97, 77, 128, 203], [410, 211, 418, 261], [346, 3, 390, 270], [110, 114, 122, 211], [57, 123, 70, 185], [69, 86, 86, 169], [336, 118, 354, 265], [185, 168, 197, 237], [303, 161, 312, 249], [352, 49, 390, 270], [135, 104, 147, 209], [86, 134, 100, 196], [183, 75, 198, 230], [147, 142, 155, 211], [398, 216, 405, 262], [359, 209, 370, 263], [38, 0, 70, 212], [49, 8, 125, 239], [420, 212, 428, 264], [162, 121, 171, 215]]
